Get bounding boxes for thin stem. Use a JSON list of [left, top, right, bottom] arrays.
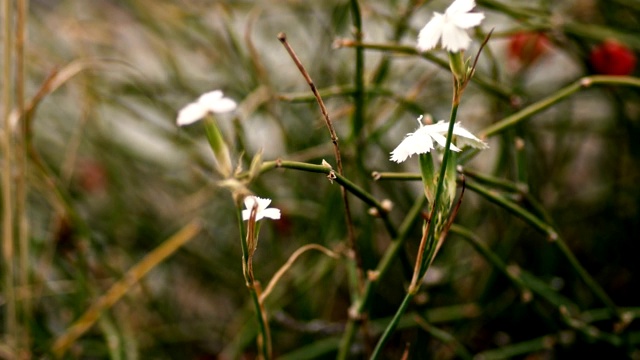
[[413, 315, 474, 360], [371, 100, 462, 359], [2, 0, 17, 351], [337, 196, 426, 360], [372, 171, 421, 181], [349, 0, 365, 142], [371, 170, 621, 318], [16, 0, 30, 353], [260, 244, 339, 303], [369, 293, 414, 360], [417, 101, 460, 278], [334, 39, 513, 100], [450, 225, 532, 301], [204, 116, 232, 177], [465, 181, 620, 318], [481, 76, 640, 138], [237, 200, 272, 360], [277, 32, 364, 294], [261, 160, 397, 238]]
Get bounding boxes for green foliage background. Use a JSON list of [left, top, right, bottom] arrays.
[[2, 0, 640, 358]]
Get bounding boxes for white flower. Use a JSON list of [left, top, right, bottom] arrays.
[[177, 90, 237, 126], [242, 196, 281, 221], [417, 0, 485, 52], [390, 116, 487, 163]]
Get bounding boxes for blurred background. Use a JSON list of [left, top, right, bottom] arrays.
[[1, 0, 639, 358]]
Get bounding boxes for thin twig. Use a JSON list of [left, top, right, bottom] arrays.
[[16, 0, 30, 353], [466, 28, 494, 89], [243, 200, 272, 360], [260, 244, 339, 303], [2, 0, 17, 351], [277, 32, 363, 291]]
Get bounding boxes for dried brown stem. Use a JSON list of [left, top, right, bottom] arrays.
[[277, 32, 363, 291]]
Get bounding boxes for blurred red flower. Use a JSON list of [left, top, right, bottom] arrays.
[[507, 31, 549, 66], [590, 40, 636, 76]]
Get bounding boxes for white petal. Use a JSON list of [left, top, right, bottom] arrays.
[[390, 138, 413, 163], [417, 13, 444, 51], [243, 195, 257, 209], [245, 196, 269, 210], [391, 135, 417, 163], [450, 123, 477, 138], [254, 197, 272, 211], [197, 90, 223, 104], [198, 90, 237, 114], [425, 121, 450, 132], [451, 124, 488, 149], [452, 12, 485, 29], [243, 196, 258, 220], [441, 24, 471, 52], [260, 208, 281, 220], [390, 129, 435, 163], [446, 0, 476, 15], [430, 132, 462, 152], [243, 196, 280, 221], [207, 98, 237, 113], [457, 136, 488, 149], [411, 127, 436, 154], [177, 102, 208, 126]]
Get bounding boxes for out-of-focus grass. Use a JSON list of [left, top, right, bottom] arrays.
[[1, 0, 639, 358]]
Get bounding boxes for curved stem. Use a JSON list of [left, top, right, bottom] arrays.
[[260, 244, 339, 303]]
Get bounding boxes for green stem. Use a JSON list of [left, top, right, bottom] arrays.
[[204, 116, 232, 177], [371, 172, 621, 319], [369, 293, 414, 360], [464, 181, 557, 239], [414, 317, 474, 360], [465, 181, 620, 318], [235, 203, 271, 359], [461, 167, 526, 194], [260, 160, 397, 238], [450, 225, 532, 300], [335, 40, 513, 100], [370, 101, 461, 359], [349, 0, 365, 142], [481, 76, 640, 138], [337, 196, 425, 360], [372, 171, 421, 181]]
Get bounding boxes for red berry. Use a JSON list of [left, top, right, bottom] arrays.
[[590, 40, 636, 76], [507, 31, 549, 66]]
